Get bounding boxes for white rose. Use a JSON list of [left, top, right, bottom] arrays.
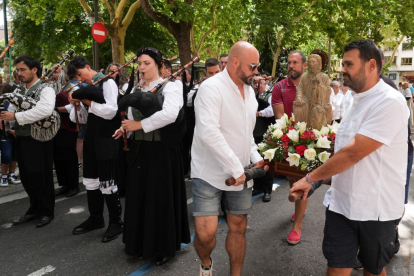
[[316, 136, 332, 149], [304, 148, 316, 161], [263, 148, 277, 161], [286, 152, 301, 167], [297, 122, 307, 135], [283, 113, 289, 122], [287, 129, 299, 143], [318, 151, 331, 163], [329, 121, 340, 133], [275, 118, 286, 130], [320, 126, 330, 135], [312, 129, 321, 139], [272, 128, 284, 139], [257, 143, 266, 150]]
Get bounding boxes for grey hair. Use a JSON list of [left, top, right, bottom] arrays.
[[330, 81, 340, 88]]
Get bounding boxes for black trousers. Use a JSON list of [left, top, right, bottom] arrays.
[[253, 136, 273, 194], [53, 129, 79, 189], [16, 136, 55, 217], [182, 121, 195, 176]]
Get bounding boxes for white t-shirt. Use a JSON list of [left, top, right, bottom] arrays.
[[342, 91, 354, 119], [402, 88, 412, 99], [324, 79, 409, 221]]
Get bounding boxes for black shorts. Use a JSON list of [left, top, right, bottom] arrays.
[[323, 208, 399, 275]]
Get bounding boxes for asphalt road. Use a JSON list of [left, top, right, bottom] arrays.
[[1, 176, 413, 276]]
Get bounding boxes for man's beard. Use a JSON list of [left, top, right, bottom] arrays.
[[343, 66, 366, 93], [236, 65, 254, 85], [21, 74, 34, 84], [289, 68, 304, 80]]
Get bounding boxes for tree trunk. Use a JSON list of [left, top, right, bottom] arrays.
[[108, 26, 126, 64], [173, 23, 193, 65]]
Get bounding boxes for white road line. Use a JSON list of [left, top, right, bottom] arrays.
[[27, 265, 55, 276]]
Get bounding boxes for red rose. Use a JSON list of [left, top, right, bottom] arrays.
[[331, 133, 336, 142], [300, 131, 310, 140], [287, 126, 295, 131], [296, 145, 307, 156], [282, 135, 290, 143], [283, 141, 289, 148], [309, 131, 316, 140], [291, 120, 295, 124]]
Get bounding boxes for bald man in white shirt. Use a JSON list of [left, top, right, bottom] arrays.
[[191, 41, 263, 276]]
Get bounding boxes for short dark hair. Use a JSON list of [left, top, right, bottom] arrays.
[[14, 55, 42, 78], [343, 39, 382, 74], [163, 59, 172, 70], [219, 53, 228, 59], [205, 58, 219, 69], [67, 56, 92, 78], [289, 51, 306, 64]]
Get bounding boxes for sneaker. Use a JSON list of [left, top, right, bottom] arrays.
[[287, 230, 301, 245], [1, 178, 8, 187], [8, 174, 21, 184], [291, 209, 307, 222], [14, 168, 19, 177], [199, 258, 213, 276]]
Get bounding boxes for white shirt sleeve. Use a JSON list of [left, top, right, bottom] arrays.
[[194, 84, 244, 178], [89, 79, 118, 120], [141, 82, 183, 133], [69, 103, 88, 124], [259, 96, 274, 117], [15, 87, 56, 125], [250, 136, 263, 164], [358, 97, 408, 146]]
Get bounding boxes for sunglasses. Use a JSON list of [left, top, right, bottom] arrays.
[[249, 62, 261, 71]]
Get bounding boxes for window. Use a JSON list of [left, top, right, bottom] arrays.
[[401, 58, 413, 65], [384, 56, 397, 65], [402, 43, 413, 51]]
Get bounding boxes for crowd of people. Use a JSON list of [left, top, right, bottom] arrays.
[[0, 38, 412, 276]]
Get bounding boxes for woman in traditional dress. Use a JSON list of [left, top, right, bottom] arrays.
[[113, 47, 190, 266]]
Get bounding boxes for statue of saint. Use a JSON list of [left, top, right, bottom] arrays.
[[293, 54, 332, 130]]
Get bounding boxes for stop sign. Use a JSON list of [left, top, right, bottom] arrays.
[[91, 22, 107, 43]]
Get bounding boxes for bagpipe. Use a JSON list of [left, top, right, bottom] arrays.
[[117, 56, 200, 151], [0, 49, 74, 141]]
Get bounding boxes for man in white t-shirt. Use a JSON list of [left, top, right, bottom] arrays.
[[291, 39, 408, 276]]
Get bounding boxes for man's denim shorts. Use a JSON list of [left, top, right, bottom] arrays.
[[192, 178, 252, 217]]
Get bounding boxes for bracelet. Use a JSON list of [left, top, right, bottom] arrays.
[[305, 173, 316, 185]]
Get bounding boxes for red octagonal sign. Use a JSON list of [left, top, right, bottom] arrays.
[[91, 22, 107, 43]]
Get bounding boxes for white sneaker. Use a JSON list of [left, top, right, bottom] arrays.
[[199, 258, 213, 276], [1, 178, 8, 187], [8, 175, 21, 184], [14, 168, 19, 177]]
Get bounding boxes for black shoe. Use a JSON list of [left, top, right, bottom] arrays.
[[102, 222, 123, 243], [155, 255, 171, 266], [65, 187, 80, 198], [55, 187, 70, 196], [36, 216, 54, 228], [12, 214, 39, 225], [263, 193, 271, 202], [73, 218, 105, 235], [252, 189, 263, 196]]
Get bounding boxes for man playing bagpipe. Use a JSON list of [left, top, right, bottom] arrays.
[[67, 57, 123, 243]]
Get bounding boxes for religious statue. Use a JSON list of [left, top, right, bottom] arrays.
[[293, 54, 332, 130]]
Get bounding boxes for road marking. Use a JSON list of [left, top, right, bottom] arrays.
[[28, 265, 55, 276], [128, 178, 287, 276], [66, 207, 85, 214]]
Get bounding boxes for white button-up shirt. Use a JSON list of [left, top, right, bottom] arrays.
[[324, 79, 409, 221], [330, 91, 345, 120], [342, 91, 354, 119], [191, 69, 263, 191]]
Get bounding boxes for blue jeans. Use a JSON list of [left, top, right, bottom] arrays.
[[192, 178, 252, 216], [0, 134, 15, 164]]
